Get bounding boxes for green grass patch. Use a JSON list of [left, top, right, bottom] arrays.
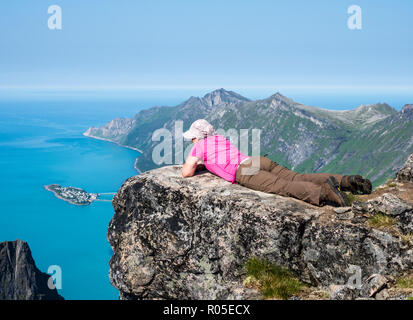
[[400, 233, 413, 247], [386, 178, 397, 188], [244, 257, 303, 300], [367, 214, 397, 229], [321, 291, 329, 299], [347, 193, 363, 206], [396, 275, 413, 289]]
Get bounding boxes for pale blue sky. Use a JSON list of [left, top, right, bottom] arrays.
[[1, 0, 412, 90]]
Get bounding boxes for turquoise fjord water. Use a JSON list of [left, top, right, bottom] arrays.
[[0, 99, 146, 300], [1, 90, 412, 300]]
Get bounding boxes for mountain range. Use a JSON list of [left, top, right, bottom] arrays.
[[84, 89, 413, 187]]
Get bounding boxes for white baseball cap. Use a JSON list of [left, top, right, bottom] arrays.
[[183, 119, 216, 140]]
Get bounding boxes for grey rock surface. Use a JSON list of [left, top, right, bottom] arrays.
[[361, 274, 388, 297], [396, 153, 413, 182], [0, 240, 63, 300], [328, 284, 358, 300], [333, 207, 351, 214], [333, 207, 354, 220], [352, 193, 412, 216], [374, 288, 390, 300], [352, 193, 413, 234], [108, 165, 413, 300]]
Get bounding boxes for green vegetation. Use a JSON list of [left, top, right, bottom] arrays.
[[347, 193, 363, 206], [367, 214, 397, 229], [386, 178, 397, 188], [317, 119, 413, 188], [400, 233, 413, 247], [395, 273, 413, 300], [396, 275, 413, 289], [244, 257, 303, 300]]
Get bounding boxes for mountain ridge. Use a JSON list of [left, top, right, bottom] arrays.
[[84, 89, 413, 186]]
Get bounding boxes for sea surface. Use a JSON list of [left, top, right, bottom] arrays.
[[0, 98, 147, 300], [0, 89, 412, 300]]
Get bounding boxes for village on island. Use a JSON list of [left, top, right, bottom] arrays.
[[44, 184, 115, 205]]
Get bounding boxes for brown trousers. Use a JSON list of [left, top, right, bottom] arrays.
[[235, 156, 344, 206]]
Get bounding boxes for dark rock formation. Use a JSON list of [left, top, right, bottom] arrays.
[[108, 164, 413, 300], [0, 240, 63, 300], [396, 153, 413, 182]]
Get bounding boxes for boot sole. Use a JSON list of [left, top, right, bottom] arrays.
[[325, 177, 351, 207]]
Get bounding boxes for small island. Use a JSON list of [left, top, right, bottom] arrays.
[[44, 184, 98, 205]]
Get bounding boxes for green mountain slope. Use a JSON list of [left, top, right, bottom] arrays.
[[84, 89, 413, 186]]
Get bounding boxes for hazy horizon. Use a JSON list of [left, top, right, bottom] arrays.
[[0, 87, 412, 112]]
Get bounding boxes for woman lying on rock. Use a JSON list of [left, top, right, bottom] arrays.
[[182, 119, 372, 207]]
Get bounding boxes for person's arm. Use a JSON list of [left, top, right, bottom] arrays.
[[182, 156, 199, 178]]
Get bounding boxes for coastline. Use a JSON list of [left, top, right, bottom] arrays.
[[44, 184, 97, 206], [133, 158, 142, 174], [83, 132, 143, 173], [82, 132, 144, 153]]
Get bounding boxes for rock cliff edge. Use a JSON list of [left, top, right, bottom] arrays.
[[108, 156, 413, 300]]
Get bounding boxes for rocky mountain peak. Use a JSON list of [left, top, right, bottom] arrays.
[[355, 102, 396, 114], [340, 102, 398, 126], [202, 88, 249, 107], [268, 92, 297, 107]]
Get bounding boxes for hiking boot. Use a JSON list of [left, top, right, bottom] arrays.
[[320, 177, 351, 207], [341, 175, 372, 194]]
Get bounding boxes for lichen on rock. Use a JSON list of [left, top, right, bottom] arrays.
[[108, 163, 413, 300]]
